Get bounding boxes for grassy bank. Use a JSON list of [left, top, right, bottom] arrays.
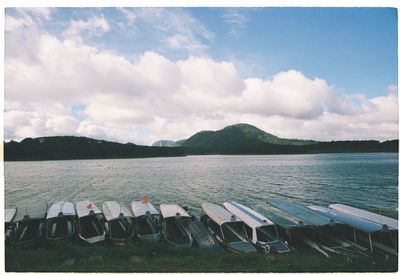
[[5, 241, 397, 272]]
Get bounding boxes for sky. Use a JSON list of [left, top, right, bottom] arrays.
[[4, 7, 398, 145]]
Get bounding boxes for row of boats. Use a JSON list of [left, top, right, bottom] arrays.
[[5, 198, 398, 258]]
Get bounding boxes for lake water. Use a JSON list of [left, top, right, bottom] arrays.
[[4, 153, 398, 217]]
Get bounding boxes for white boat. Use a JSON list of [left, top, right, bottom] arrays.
[[223, 201, 290, 253], [45, 201, 76, 242], [11, 204, 46, 247], [5, 208, 17, 244], [102, 201, 134, 245], [76, 200, 106, 244], [160, 204, 193, 247], [131, 200, 161, 242], [329, 204, 398, 230], [201, 202, 257, 253], [5, 208, 17, 224]]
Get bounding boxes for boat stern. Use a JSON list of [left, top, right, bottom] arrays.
[[227, 241, 257, 253], [138, 232, 161, 242], [256, 240, 291, 254]]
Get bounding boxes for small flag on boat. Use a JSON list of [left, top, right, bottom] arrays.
[[87, 202, 92, 209], [142, 195, 148, 204]]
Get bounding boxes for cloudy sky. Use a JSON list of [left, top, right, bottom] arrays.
[[5, 7, 398, 145]]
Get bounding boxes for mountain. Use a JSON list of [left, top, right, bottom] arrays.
[[182, 123, 316, 148], [181, 123, 398, 155], [5, 136, 185, 161], [152, 139, 187, 147], [152, 140, 176, 147], [5, 125, 398, 161]]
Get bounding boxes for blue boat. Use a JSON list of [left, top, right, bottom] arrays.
[[308, 205, 398, 256], [256, 199, 367, 257]]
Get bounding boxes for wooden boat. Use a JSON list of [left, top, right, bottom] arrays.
[[76, 200, 106, 244], [223, 201, 290, 253], [201, 202, 257, 253], [183, 206, 219, 249], [160, 204, 193, 247], [11, 204, 46, 247], [131, 200, 161, 242], [308, 205, 398, 256], [5, 208, 17, 245], [329, 204, 398, 230], [45, 201, 76, 242], [102, 201, 134, 245]]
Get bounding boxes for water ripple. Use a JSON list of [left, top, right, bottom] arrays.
[[5, 153, 398, 214]]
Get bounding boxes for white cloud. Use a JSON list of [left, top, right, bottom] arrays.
[[5, 14, 32, 32], [387, 84, 398, 96], [19, 8, 54, 21], [237, 70, 332, 119], [117, 8, 214, 54], [63, 15, 110, 40], [116, 7, 137, 25], [5, 8, 54, 32], [221, 9, 249, 35], [5, 13, 398, 144], [46, 116, 80, 136]]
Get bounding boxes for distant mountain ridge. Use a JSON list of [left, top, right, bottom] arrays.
[[4, 124, 398, 161], [4, 136, 185, 161], [152, 139, 187, 147]]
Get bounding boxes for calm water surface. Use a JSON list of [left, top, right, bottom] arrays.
[[5, 153, 398, 216]]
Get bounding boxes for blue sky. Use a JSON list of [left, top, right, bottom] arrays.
[[41, 7, 398, 98], [4, 7, 399, 144]]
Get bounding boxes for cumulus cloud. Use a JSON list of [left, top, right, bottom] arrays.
[[4, 9, 398, 144], [237, 71, 332, 119]]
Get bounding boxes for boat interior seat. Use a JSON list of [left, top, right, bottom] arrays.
[[67, 220, 72, 234], [119, 220, 127, 232], [137, 217, 154, 235], [18, 224, 28, 241], [91, 220, 101, 235], [224, 224, 247, 242], [51, 223, 57, 237], [165, 218, 190, 244], [257, 228, 277, 242]]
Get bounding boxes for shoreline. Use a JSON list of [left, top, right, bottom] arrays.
[[5, 241, 398, 272], [4, 151, 398, 162]]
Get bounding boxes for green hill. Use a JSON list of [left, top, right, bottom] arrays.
[[182, 123, 316, 148], [181, 123, 398, 155], [4, 125, 398, 160]]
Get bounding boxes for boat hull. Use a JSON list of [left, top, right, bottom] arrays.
[[12, 219, 44, 247], [77, 214, 106, 244], [135, 215, 161, 242], [185, 209, 219, 249], [45, 216, 76, 243], [5, 223, 15, 245], [227, 241, 258, 253], [161, 217, 193, 247], [257, 239, 291, 254], [105, 218, 134, 245], [200, 215, 256, 253]]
